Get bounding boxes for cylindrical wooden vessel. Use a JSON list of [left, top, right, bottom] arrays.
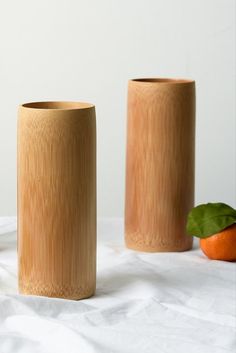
[[125, 78, 195, 252], [18, 101, 96, 299]]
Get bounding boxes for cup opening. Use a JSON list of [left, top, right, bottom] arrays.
[[131, 78, 194, 84], [21, 101, 94, 110]]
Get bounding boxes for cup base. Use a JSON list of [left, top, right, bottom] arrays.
[[19, 282, 95, 300], [125, 234, 193, 253]]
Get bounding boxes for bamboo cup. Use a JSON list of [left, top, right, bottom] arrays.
[[125, 78, 195, 252], [18, 101, 96, 299]]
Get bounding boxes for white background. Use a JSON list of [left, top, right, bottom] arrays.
[[0, 0, 235, 217]]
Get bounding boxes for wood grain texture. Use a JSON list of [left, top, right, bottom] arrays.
[[17, 101, 96, 299], [125, 79, 195, 252]]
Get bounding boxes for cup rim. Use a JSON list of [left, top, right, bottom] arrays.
[[20, 101, 95, 111], [130, 78, 195, 84]]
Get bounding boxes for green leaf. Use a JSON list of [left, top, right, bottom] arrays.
[[186, 203, 236, 238]]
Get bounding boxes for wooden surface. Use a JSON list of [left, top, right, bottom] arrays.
[[17, 101, 96, 299], [125, 79, 195, 252]]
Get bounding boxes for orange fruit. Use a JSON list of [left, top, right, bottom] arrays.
[[200, 223, 236, 261]]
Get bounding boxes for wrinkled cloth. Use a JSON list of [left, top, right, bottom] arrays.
[[0, 217, 235, 353]]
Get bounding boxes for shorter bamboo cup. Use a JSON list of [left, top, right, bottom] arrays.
[[18, 101, 96, 300], [125, 78, 195, 252]]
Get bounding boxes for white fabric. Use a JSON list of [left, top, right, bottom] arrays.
[[0, 217, 235, 353]]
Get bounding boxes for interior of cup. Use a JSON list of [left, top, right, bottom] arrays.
[[132, 78, 194, 83], [21, 101, 94, 110]]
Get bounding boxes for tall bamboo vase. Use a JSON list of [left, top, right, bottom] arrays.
[[125, 79, 195, 252], [18, 101, 96, 299]]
